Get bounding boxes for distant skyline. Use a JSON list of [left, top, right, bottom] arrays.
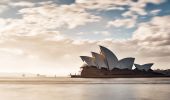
[[0, 0, 170, 76]]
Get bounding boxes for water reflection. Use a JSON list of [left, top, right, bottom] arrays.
[[0, 78, 170, 100]]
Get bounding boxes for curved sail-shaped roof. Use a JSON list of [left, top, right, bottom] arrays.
[[80, 56, 96, 66], [91, 52, 108, 69], [134, 63, 153, 71], [134, 64, 141, 69], [99, 46, 118, 70], [116, 57, 135, 70]]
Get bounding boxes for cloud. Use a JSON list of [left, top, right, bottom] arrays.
[[0, 0, 169, 75], [75, 0, 131, 10], [0, 31, 100, 73], [133, 16, 170, 40], [107, 17, 136, 28], [0, 48, 24, 56], [77, 31, 111, 36], [132, 16, 170, 59], [1, 15, 170, 71], [9, 1, 35, 7], [106, 6, 125, 11], [1, 15, 170, 70], [0, 2, 101, 37], [150, 9, 161, 15], [75, 0, 164, 17], [105, 0, 165, 29], [0, 0, 13, 13], [18, 4, 101, 29], [94, 31, 111, 36], [122, 0, 165, 18], [0, 0, 10, 4], [0, 5, 8, 13]]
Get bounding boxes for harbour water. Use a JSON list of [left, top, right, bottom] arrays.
[[0, 77, 170, 100]]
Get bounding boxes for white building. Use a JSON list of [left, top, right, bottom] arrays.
[[100, 46, 118, 70], [134, 63, 153, 71], [116, 57, 135, 70], [80, 56, 96, 66], [91, 52, 108, 69], [80, 46, 138, 70]]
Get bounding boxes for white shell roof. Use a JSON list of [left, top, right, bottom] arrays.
[[116, 57, 135, 70], [80, 56, 96, 66], [91, 52, 108, 69], [80, 45, 136, 70], [100, 46, 118, 70], [134, 63, 153, 71]]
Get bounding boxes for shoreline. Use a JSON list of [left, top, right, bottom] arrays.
[[0, 77, 169, 84]]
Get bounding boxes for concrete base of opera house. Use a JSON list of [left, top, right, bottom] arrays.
[[71, 65, 169, 78]]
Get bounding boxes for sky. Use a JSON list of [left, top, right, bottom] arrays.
[[0, 0, 170, 76]]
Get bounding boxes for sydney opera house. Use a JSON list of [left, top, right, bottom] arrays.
[[71, 46, 165, 78], [81, 46, 152, 71]]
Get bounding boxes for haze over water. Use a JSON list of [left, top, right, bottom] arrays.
[[0, 78, 170, 100]]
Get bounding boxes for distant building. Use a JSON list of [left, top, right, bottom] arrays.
[[134, 63, 153, 71], [80, 45, 136, 70], [70, 46, 166, 78]]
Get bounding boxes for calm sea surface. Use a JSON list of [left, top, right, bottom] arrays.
[[0, 77, 170, 100]]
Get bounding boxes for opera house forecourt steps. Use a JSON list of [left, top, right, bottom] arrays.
[[71, 45, 169, 78]]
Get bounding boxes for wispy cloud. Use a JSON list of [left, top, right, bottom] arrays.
[[19, 4, 101, 29], [107, 17, 137, 28], [150, 9, 161, 15], [9, 1, 35, 7]]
